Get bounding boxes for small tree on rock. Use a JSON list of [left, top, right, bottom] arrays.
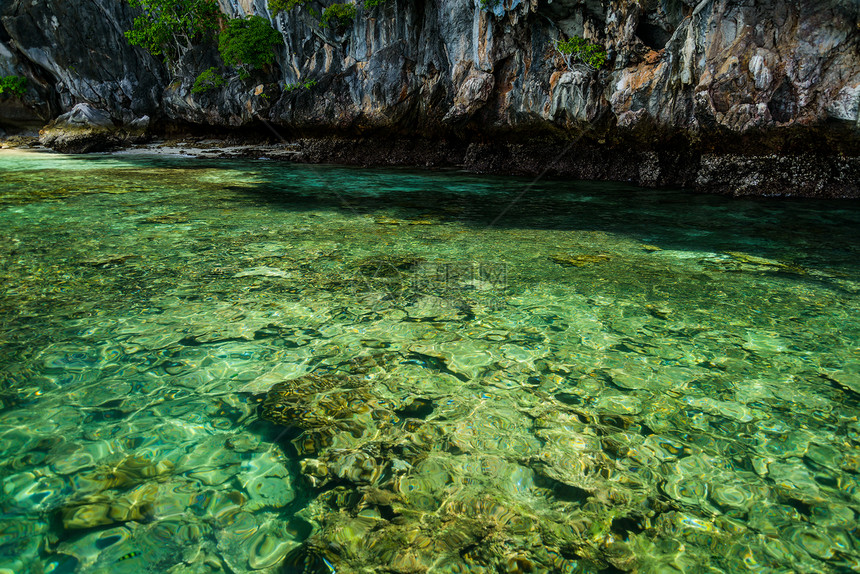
[[125, 0, 221, 69], [218, 16, 284, 80], [554, 36, 607, 72]]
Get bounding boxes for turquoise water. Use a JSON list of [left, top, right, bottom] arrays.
[[0, 148, 858, 573]]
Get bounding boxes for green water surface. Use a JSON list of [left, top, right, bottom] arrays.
[[0, 149, 858, 574]]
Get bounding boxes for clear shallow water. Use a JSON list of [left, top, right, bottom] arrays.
[[0, 149, 859, 574]]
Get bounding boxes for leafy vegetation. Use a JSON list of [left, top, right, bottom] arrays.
[[320, 2, 356, 29], [555, 36, 607, 71], [124, 0, 221, 64], [284, 78, 318, 92], [192, 67, 226, 93], [218, 15, 283, 79], [269, 0, 379, 32], [267, 0, 310, 14], [0, 75, 27, 97]]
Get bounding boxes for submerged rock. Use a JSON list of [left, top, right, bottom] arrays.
[[233, 266, 292, 279], [551, 254, 611, 267], [260, 373, 370, 430], [255, 359, 662, 572]]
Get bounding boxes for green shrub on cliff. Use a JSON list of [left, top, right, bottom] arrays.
[[0, 75, 27, 97], [555, 36, 607, 71], [320, 2, 356, 29], [268, 0, 310, 14], [269, 0, 366, 29], [218, 16, 283, 80], [284, 78, 317, 92], [192, 67, 226, 93], [124, 0, 221, 64]]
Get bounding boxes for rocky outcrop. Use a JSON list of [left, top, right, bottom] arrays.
[[1, 0, 164, 122], [1, 0, 859, 195], [38, 103, 149, 153], [260, 0, 860, 147]]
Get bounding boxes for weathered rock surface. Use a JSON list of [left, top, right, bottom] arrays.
[[0, 38, 56, 127], [1, 0, 859, 195], [38, 103, 149, 153], [1, 0, 164, 122]]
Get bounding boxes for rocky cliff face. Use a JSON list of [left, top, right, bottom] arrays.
[[1, 0, 164, 125], [1, 0, 859, 195]]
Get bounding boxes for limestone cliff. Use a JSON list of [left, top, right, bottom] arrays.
[[1, 0, 859, 196]]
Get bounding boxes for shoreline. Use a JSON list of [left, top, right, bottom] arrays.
[[2, 133, 858, 199]]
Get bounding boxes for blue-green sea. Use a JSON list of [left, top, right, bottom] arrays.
[[0, 148, 858, 573]]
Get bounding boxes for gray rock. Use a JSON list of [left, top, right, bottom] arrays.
[[39, 103, 148, 153], [54, 104, 114, 130], [443, 68, 495, 124], [3, 0, 859, 141], [1, 0, 164, 122], [0, 40, 56, 128]]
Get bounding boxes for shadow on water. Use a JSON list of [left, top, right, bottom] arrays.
[[227, 159, 860, 283], [2, 152, 859, 271], [123, 156, 860, 265]]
